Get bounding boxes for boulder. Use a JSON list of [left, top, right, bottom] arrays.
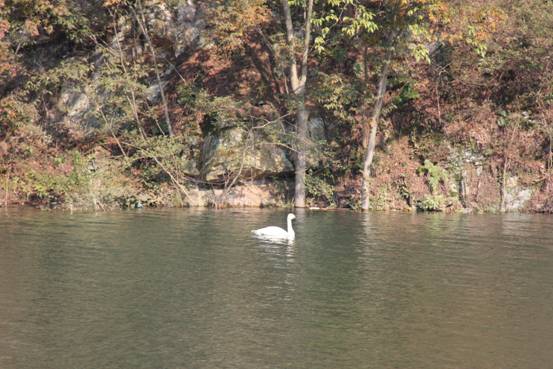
[[201, 128, 294, 182], [143, 0, 204, 57], [56, 83, 101, 129], [58, 87, 90, 118]]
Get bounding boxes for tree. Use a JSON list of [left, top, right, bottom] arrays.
[[207, 0, 316, 207], [0, 0, 15, 95], [279, 0, 315, 208], [327, 0, 447, 210]]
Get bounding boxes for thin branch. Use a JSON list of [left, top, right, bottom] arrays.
[[98, 108, 128, 159], [300, 0, 314, 85], [151, 156, 192, 203], [134, 0, 173, 136]]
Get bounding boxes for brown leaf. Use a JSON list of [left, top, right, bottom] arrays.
[[24, 19, 39, 37]]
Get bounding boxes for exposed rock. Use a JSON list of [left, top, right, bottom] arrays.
[[141, 0, 204, 102], [185, 181, 288, 208], [174, 0, 204, 56], [504, 176, 533, 211], [58, 87, 90, 118], [305, 117, 328, 167], [51, 0, 205, 129], [145, 81, 169, 103], [179, 155, 200, 177], [200, 128, 293, 182], [309, 117, 327, 142], [55, 84, 100, 129], [142, 0, 203, 57], [461, 149, 485, 166]]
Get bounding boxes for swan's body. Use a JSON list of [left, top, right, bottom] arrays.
[[252, 213, 296, 240]]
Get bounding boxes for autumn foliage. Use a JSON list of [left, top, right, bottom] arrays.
[[0, 0, 552, 211]]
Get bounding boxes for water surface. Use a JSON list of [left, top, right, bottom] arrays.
[[1, 209, 553, 369]]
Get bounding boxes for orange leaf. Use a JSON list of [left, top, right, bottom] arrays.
[[103, 0, 123, 7], [0, 20, 9, 40], [24, 19, 40, 37]]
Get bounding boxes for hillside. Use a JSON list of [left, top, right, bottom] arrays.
[[1, 0, 552, 212]]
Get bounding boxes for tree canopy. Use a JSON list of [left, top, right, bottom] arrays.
[[1, 0, 552, 212]]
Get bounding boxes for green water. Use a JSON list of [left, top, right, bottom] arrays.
[[1, 209, 553, 369]]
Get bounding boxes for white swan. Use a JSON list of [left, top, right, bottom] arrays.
[[252, 213, 296, 240]]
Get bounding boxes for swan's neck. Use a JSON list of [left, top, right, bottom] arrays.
[[287, 218, 295, 239]]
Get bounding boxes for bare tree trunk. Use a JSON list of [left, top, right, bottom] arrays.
[[500, 158, 508, 213], [546, 129, 553, 171], [295, 104, 308, 207], [4, 167, 9, 208], [460, 168, 469, 208], [360, 57, 391, 211], [499, 127, 517, 213], [361, 46, 370, 149], [280, 0, 301, 92], [280, 0, 313, 208]]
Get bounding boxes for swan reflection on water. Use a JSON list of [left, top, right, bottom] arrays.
[[252, 234, 295, 246], [254, 233, 296, 269]]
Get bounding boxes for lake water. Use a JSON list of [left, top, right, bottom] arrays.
[[1, 209, 553, 369]]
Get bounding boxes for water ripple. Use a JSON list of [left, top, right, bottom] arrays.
[[1, 209, 553, 369]]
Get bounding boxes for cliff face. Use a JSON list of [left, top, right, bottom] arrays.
[[0, 0, 552, 212]]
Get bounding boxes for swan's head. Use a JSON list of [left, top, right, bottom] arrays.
[[287, 213, 296, 221]]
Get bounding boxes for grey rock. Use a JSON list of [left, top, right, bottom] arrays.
[[308, 117, 326, 142], [143, 0, 204, 57], [201, 128, 293, 182], [58, 88, 90, 118], [185, 181, 287, 208], [175, 0, 204, 56], [505, 176, 533, 211], [305, 117, 329, 167], [56, 84, 101, 129]]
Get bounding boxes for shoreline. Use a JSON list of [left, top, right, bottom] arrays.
[[2, 202, 550, 215]]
